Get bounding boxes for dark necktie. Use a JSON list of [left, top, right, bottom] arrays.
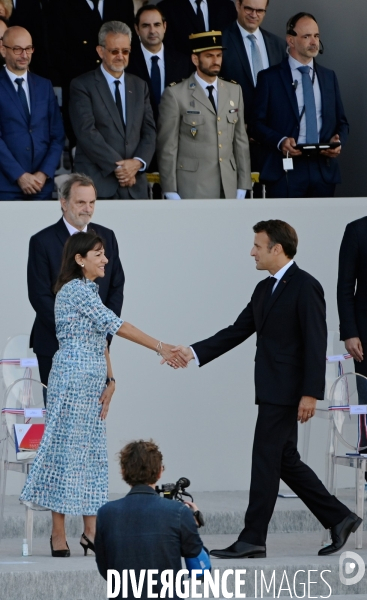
[[262, 276, 275, 316], [195, 0, 206, 32], [14, 78, 30, 121], [92, 0, 101, 16], [297, 66, 318, 144], [114, 80, 125, 128], [206, 85, 216, 113], [151, 55, 162, 105]]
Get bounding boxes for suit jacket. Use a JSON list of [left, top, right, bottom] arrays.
[[126, 43, 192, 122], [49, 0, 135, 82], [0, 69, 64, 196], [337, 217, 367, 343], [69, 69, 156, 199], [157, 73, 251, 199], [28, 218, 125, 357], [252, 58, 349, 184], [95, 485, 203, 595], [221, 22, 286, 124], [192, 263, 327, 406], [157, 0, 236, 56]]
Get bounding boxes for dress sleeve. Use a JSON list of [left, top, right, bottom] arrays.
[[69, 280, 123, 336]]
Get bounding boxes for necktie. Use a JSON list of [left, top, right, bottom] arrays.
[[92, 0, 100, 13], [114, 80, 125, 128], [262, 276, 275, 316], [247, 34, 264, 84], [151, 55, 162, 105], [206, 85, 216, 113], [297, 66, 318, 143], [14, 78, 30, 121], [195, 0, 206, 32]]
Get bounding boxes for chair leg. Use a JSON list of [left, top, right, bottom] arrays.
[[355, 464, 364, 549], [25, 506, 33, 556], [0, 452, 8, 542]]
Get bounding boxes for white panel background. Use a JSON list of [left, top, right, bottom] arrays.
[[0, 198, 365, 495]]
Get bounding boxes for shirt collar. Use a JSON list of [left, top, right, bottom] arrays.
[[63, 217, 88, 236], [5, 66, 28, 84], [194, 71, 218, 92], [100, 63, 125, 85], [140, 42, 164, 63], [288, 55, 314, 72], [272, 260, 294, 281], [237, 21, 260, 40]]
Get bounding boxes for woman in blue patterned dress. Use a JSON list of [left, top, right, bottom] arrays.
[[20, 231, 184, 557]]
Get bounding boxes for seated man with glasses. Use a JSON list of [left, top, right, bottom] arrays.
[[0, 26, 64, 200]]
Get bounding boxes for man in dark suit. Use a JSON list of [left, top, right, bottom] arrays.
[[171, 219, 360, 558], [49, 0, 135, 147], [157, 0, 236, 56], [127, 4, 192, 123], [28, 173, 125, 393], [0, 26, 64, 199], [252, 12, 348, 198], [69, 21, 156, 199]]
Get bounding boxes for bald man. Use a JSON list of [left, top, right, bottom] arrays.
[[0, 27, 64, 199]]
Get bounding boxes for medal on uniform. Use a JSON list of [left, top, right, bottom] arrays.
[[230, 100, 235, 106], [191, 127, 197, 138]]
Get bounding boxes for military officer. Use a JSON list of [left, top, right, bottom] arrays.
[[157, 31, 251, 199]]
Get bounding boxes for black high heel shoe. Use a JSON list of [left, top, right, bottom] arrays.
[[80, 532, 95, 556], [50, 536, 70, 557]]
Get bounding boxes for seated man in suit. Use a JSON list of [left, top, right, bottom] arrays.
[[28, 172, 125, 397], [0, 26, 64, 200], [252, 12, 349, 198], [95, 439, 206, 597], [127, 4, 192, 123], [69, 21, 156, 199], [157, 0, 236, 56]]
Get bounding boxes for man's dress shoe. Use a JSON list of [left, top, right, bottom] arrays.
[[318, 512, 363, 556], [210, 541, 266, 559]]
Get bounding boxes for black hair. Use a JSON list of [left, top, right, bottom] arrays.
[[253, 220, 298, 258], [54, 231, 105, 293], [135, 4, 166, 27]]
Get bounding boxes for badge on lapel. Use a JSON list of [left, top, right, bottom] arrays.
[[191, 127, 198, 138]]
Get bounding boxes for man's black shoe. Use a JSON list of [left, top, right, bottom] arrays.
[[210, 541, 266, 559], [318, 512, 363, 556]]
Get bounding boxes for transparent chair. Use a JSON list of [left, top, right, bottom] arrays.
[[323, 372, 367, 548], [0, 377, 47, 555], [0, 334, 39, 395]]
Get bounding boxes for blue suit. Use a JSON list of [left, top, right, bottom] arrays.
[[252, 58, 349, 198], [0, 69, 64, 199]]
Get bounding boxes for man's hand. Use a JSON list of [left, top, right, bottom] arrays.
[[98, 380, 116, 420], [115, 159, 143, 186], [298, 396, 317, 424], [281, 137, 302, 157], [17, 172, 44, 195], [160, 343, 190, 368], [160, 345, 194, 368], [345, 337, 364, 362], [320, 134, 341, 158], [33, 171, 47, 189], [115, 168, 136, 188]]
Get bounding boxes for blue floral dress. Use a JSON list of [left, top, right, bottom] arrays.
[[20, 278, 123, 515]]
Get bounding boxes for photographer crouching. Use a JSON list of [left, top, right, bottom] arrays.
[[95, 439, 209, 598]]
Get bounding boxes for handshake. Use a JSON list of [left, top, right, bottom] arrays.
[[159, 345, 195, 369]]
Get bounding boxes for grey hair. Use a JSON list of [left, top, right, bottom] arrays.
[[59, 173, 97, 202], [98, 21, 132, 46]]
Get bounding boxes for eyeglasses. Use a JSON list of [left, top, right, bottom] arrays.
[[101, 47, 131, 56], [3, 45, 34, 55], [242, 6, 267, 16]]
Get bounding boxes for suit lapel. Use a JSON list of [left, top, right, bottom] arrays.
[[258, 263, 298, 332], [164, 47, 177, 87], [217, 78, 229, 115], [262, 29, 279, 66], [279, 59, 299, 122], [314, 61, 328, 140], [28, 72, 36, 124], [124, 73, 135, 139], [191, 75, 216, 115], [54, 218, 70, 246], [94, 68, 125, 138], [0, 69, 29, 125], [230, 22, 254, 87]]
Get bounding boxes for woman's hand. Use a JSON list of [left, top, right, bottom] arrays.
[[99, 381, 115, 419], [160, 343, 189, 368]]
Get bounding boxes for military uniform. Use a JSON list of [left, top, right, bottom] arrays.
[[157, 72, 251, 199]]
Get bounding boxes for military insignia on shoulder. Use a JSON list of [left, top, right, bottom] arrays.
[[231, 80, 239, 85], [219, 77, 239, 85], [169, 82, 178, 87]]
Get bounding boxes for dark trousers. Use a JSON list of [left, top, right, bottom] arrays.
[[264, 156, 336, 199], [238, 403, 350, 546], [36, 354, 53, 407]]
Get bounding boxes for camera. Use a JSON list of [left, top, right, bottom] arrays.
[[155, 477, 205, 527]]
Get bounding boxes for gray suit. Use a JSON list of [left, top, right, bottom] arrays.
[[157, 73, 251, 199], [69, 68, 156, 199]]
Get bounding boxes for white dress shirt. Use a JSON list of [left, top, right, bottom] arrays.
[[188, 0, 209, 31], [237, 22, 269, 85], [191, 260, 294, 365], [6, 67, 31, 113], [288, 56, 322, 144], [100, 65, 146, 171], [140, 43, 165, 95], [63, 217, 87, 235], [85, 0, 103, 18]]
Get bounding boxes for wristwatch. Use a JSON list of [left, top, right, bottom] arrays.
[[106, 377, 116, 385]]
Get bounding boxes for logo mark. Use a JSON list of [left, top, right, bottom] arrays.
[[339, 551, 365, 585]]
